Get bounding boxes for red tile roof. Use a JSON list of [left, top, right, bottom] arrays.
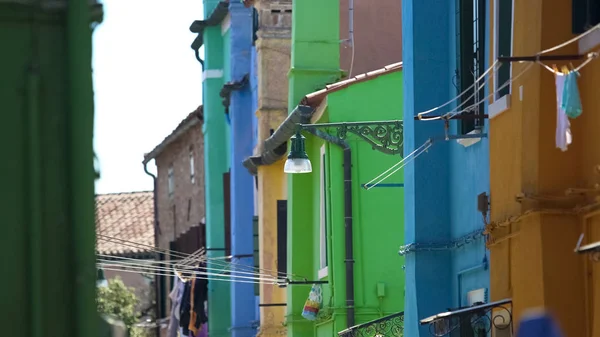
[[301, 62, 403, 108], [95, 191, 155, 256]]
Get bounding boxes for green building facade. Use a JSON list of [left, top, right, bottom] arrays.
[[286, 69, 406, 337], [284, 1, 406, 336], [2, 1, 105, 336], [285, 1, 342, 337]]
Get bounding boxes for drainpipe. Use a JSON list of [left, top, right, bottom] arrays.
[[348, 0, 354, 46], [143, 162, 161, 337], [305, 128, 355, 327]]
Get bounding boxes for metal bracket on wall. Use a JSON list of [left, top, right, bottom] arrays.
[[277, 279, 329, 288], [300, 120, 404, 155], [575, 234, 600, 262]]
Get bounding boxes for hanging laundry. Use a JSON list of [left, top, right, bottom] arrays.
[[562, 70, 583, 119], [555, 74, 572, 151], [168, 276, 186, 337], [179, 280, 192, 336], [189, 264, 209, 335], [301, 284, 323, 320], [516, 309, 563, 337], [196, 323, 208, 337]]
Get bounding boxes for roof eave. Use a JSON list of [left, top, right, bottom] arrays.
[[301, 61, 403, 108], [143, 117, 201, 164]]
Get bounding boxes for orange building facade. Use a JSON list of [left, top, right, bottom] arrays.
[[487, 0, 600, 336]]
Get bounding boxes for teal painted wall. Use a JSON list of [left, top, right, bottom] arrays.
[[306, 71, 406, 337], [223, 28, 231, 165], [203, 11, 232, 337]]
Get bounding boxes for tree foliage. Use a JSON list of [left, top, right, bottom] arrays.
[[97, 277, 140, 328]]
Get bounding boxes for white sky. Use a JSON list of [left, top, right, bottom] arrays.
[[93, 0, 204, 194]]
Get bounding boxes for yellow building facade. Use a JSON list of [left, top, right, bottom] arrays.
[[247, 1, 292, 336], [487, 0, 600, 336]]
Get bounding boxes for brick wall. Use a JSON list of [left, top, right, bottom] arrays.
[[155, 123, 206, 252]]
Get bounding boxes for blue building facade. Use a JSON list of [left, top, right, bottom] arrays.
[[402, 0, 491, 336], [227, 2, 259, 337], [192, 1, 258, 335]]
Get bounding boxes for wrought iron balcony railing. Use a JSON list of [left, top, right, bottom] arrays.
[[337, 311, 404, 337], [419, 298, 513, 337]]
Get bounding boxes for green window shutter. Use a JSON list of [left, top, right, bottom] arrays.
[[276, 200, 287, 275]]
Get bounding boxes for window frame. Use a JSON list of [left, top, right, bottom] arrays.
[[572, 0, 600, 34], [318, 145, 328, 279], [493, 0, 514, 101], [167, 165, 174, 198], [456, 0, 487, 134], [189, 149, 195, 184]]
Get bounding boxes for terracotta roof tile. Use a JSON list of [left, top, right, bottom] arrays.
[[301, 62, 403, 108], [95, 191, 155, 256]]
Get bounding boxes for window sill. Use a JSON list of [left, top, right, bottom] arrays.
[[579, 27, 600, 54], [457, 129, 483, 148], [489, 94, 511, 120], [318, 266, 328, 279]]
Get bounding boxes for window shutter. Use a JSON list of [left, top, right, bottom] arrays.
[[253, 216, 259, 296], [276, 200, 288, 276]]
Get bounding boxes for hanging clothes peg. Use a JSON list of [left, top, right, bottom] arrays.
[[552, 64, 559, 74]]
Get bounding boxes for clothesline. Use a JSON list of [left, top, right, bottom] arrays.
[[363, 63, 531, 189], [363, 139, 433, 190], [97, 234, 198, 260], [97, 254, 282, 281], [364, 27, 600, 189], [97, 261, 280, 284], [97, 234, 306, 280], [415, 23, 600, 120]]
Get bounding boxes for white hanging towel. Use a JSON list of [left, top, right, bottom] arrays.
[[555, 74, 572, 151]]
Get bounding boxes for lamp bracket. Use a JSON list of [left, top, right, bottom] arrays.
[[300, 120, 403, 155]]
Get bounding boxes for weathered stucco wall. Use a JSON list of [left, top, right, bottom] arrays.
[[488, 0, 600, 335], [252, 1, 292, 336]]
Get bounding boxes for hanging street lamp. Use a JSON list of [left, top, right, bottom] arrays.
[[284, 130, 312, 174]]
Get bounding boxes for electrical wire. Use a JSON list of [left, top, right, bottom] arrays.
[[348, 18, 355, 78]]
